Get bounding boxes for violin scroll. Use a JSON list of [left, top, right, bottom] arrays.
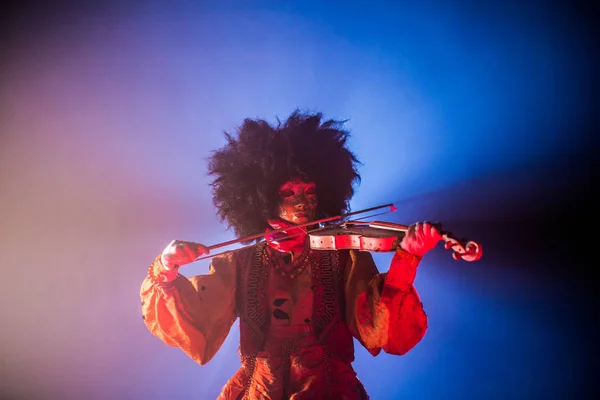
[[441, 233, 482, 262]]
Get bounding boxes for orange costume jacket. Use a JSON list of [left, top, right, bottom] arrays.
[[140, 242, 427, 399]]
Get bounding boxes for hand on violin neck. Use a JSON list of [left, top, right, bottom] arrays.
[[160, 239, 210, 270], [399, 221, 443, 258]]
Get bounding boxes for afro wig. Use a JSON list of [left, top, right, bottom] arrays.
[[207, 110, 361, 242]]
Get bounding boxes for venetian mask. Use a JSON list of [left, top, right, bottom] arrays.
[[276, 178, 318, 224]]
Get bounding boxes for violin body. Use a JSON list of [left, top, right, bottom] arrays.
[[309, 226, 405, 252]]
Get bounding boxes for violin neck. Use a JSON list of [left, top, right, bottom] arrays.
[[344, 220, 409, 232]]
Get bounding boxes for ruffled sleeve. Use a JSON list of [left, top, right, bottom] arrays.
[[344, 249, 428, 356], [140, 252, 238, 365]]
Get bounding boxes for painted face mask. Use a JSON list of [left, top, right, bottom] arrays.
[[265, 179, 318, 253], [276, 179, 318, 224]]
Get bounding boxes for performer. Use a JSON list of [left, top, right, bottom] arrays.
[[140, 111, 442, 399]]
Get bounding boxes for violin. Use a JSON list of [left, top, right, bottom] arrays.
[[309, 220, 482, 262], [192, 203, 482, 262]]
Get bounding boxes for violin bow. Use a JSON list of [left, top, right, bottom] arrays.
[[193, 203, 398, 261]]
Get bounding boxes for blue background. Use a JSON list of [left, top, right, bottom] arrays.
[[0, 1, 596, 399]]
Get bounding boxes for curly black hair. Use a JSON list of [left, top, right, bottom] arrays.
[[207, 110, 361, 242]]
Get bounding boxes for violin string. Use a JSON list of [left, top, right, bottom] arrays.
[[345, 210, 395, 223]]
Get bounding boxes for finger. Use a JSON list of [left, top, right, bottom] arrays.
[[177, 241, 209, 255], [183, 244, 198, 262], [421, 222, 432, 236], [408, 224, 416, 238], [414, 222, 423, 236], [427, 222, 442, 240], [196, 243, 210, 256], [430, 223, 443, 239]]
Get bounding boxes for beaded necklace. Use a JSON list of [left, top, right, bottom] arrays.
[[265, 240, 313, 279]]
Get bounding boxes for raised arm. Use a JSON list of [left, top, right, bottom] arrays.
[[344, 222, 441, 356]]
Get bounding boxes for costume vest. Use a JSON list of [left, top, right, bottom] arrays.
[[235, 244, 355, 361]]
